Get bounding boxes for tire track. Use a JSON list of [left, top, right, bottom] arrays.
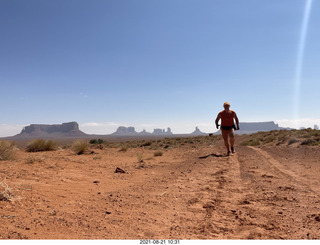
[[248, 146, 318, 195]]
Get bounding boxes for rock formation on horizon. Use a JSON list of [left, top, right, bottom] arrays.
[[13, 122, 87, 139], [112, 126, 138, 135], [191, 127, 206, 135], [152, 128, 172, 135], [112, 126, 173, 136]]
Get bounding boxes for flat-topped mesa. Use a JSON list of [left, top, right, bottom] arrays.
[[112, 126, 138, 135], [152, 128, 172, 135], [18, 122, 87, 138]]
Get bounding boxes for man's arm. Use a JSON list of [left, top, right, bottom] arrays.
[[234, 112, 240, 130], [215, 113, 221, 129]]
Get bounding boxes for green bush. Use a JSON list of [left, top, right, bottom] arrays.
[[0, 141, 17, 161], [26, 139, 57, 152], [89, 139, 105, 144]]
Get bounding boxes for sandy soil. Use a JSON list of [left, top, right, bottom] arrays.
[[1, 137, 320, 239]]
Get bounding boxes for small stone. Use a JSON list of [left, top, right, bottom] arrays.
[[115, 167, 126, 174], [93, 180, 100, 184]]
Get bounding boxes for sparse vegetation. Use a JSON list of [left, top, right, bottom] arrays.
[[26, 139, 57, 152], [136, 152, 143, 163], [240, 129, 320, 147], [0, 179, 13, 202], [288, 138, 300, 145], [154, 151, 163, 157], [119, 144, 128, 152], [89, 139, 105, 144], [71, 139, 89, 155], [0, 140, 17, 161], [301, 138, 319, 146], [240, 138, 261, 146], [25, 153, 45, 164]]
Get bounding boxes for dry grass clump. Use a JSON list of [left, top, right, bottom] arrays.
[[71, 139, 89, 155], [154, 151, 163, 157], [26, 139, 57, 152], [0, 179, 13, 202], [119, 144, 128, 152], [0, 140, 17, 161], [25, 153, 46, 164], [136, 152, 144, 163], [240, 138, 261, 146]]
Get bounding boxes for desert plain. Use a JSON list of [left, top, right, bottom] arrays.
[[1, 130, 320, 240]]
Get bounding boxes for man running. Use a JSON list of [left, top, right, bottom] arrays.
[[215, 102, 240, 155]]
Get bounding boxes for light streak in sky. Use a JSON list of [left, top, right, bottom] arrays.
[[293, 0, 313, 128]]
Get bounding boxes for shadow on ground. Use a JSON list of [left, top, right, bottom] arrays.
[[199, 153, 228, 159]]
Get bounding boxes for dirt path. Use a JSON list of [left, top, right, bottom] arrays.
[[1, 143, 320, 239]]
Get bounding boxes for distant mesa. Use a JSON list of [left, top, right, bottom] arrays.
[[112, 126, 137, 135], [13, 122, 87, 139], [112, 126, 173, 136], [152, 128, 172, 135], [237, 121, 291, 134]]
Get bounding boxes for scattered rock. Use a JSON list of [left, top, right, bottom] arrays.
[[240, 200, 251, 205], [203, 201, 215, 209], [105, 211, 111, 215], [115, 167, 126, 174], [93, 180, 100, 184], [315, 215, 320, 222]]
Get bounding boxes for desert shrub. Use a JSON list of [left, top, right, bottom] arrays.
[[71, 140, 89, 155], [0, 179, 13, 201], [25, 154, 45, 164], [301, 139, 317, 146], [154, 151, 163, 157], [240, 137, 260, 146], [0, 141, 17, 161], [136, 152, 143, 163], [89, 139, 105, 144], [288, 138, 300, 145], [119, 144, 128, 152], [26, 139, 57, 152], [141, 141, 152, 147], [262, 135, 277, 144]]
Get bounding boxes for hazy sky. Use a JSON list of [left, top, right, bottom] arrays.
[[1, 0, 319, 136]]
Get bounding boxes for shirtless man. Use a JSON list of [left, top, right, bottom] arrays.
[[215, 102, 240, 155]]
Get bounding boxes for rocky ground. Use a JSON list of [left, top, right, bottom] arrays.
[[1, 132, 320, 239]]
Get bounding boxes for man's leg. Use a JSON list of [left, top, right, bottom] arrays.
[[229, 128, 235, 153], [221, 129, 231, 153]]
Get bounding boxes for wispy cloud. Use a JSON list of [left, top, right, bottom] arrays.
[[0, 124, 26, 137]]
